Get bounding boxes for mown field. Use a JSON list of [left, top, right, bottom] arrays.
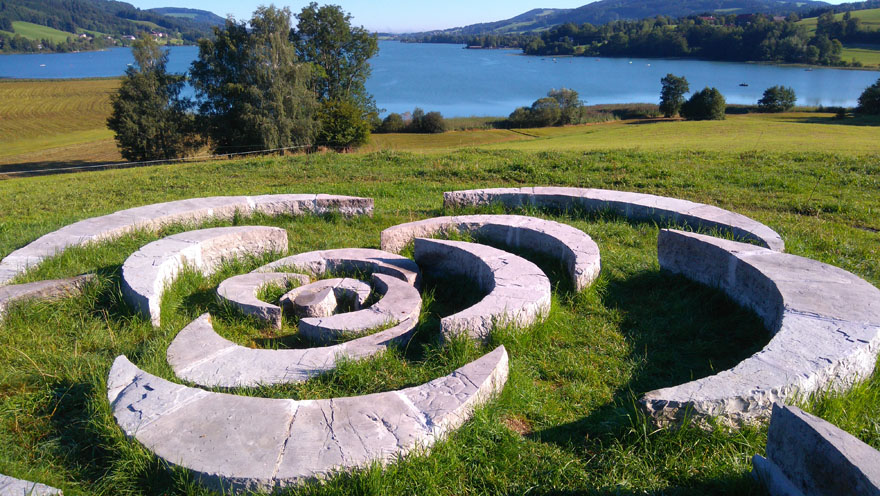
[[797, 8, 880, 67], [0, 140, 878, 494]]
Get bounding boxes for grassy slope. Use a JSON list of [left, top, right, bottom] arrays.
[[797, 8, 880, 66], [10, 21, 75, 43], [0, 79, 121, 170], [0, 145, 878, 495]]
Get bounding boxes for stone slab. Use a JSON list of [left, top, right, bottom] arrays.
[[0, 274, 94, 321], [0, 475, 62, 495], [216, 272, 311, 329], [121, 226, 288, 327], [257, 248, 421, 288], [752, 404, 880, 496], [110, 345, 508, 490], [443, 187, 784, 252], [640, 230, 880, 427], [279, 278, 371, 317], [167, 314, 418, 387], [380, 214, 600, 291], [0, 194, 372, 286], [414, 238, 551, 342]]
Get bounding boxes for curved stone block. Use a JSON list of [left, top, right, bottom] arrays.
[[640, 229, 880, 427], [414, 238, 551, 342], [0, 274, 94, 321], [110, 346, 508, 490], [256, 248, 421, 288], [216, 273, 311, 329], [167, 313, 418, 387], [443, 187, 784, 252], [122, 227, 288, 327], [296, 274, 422, 343], [0, 194, 372, 286], [280, 278, 372, 317], [381, 214, 600, 291], [0, 474, 62, 495]]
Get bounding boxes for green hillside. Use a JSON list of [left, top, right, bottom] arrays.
[[798, 7, 880, 32], [9, 21, 73, 43]]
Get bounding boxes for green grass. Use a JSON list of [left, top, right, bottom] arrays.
[[799, 7, 880, 33], [841, 45, 880, 67], [0, 146, 878, 495], [10, 21, 74, 43]]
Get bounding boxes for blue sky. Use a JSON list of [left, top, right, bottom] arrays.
[[128, 0, 851, 33]]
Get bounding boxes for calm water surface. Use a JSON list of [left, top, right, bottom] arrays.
[[1, 41, 877, 116]]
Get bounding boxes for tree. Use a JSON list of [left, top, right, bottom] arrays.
[[190, 6, 317, 153], [107, 35, 197, 161], [659, 73, 689, 118], [680, 87, 726, 120], [317, 99, 370, 149], [548, 88, 583, 125], [419, 111, 446, 133], [379, 113, 406, 133], [857, 78, 880, 114], [758, 85, 797, 112], [530, 97, 562, 127]]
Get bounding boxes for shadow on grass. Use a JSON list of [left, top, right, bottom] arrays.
[[795, 115, 880, 126]]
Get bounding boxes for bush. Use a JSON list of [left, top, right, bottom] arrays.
[[420, 111, 446, 133], [856, 78, 880, 115], [379, 113, 406, 133], [316, 98, 370, 150], [680, 87, 726, 120], [758, 86, 797, 112]]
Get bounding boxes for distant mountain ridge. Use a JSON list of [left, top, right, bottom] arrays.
[[412, 0, 831, 36], [148, 7, 225, 27]]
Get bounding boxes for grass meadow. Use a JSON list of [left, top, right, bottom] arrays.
[[0, 143, 878, 494]]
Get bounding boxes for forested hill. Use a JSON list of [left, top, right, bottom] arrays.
[[407, 0, 830, 37], [0, 0, 220, 53], [147, 7, 225, 27]]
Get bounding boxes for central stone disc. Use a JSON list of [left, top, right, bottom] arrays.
[[280, 277, 372, 319]]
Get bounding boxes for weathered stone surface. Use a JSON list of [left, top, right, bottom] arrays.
[[414, 238, 551, 342], [0, 194, 373, 286], [752, 404, 880, 496], [279, 278, 372, 318], [257, 248, 421, 288], [216, 272, 311, 329], [443, 186, 784, 252], [293, 287, 337, 318], [167, 314, 418, 387], [0, 274, 94, 321], [0, 474, 62, 495], [640, 230, 880, 427], [111, 346, 508, 490], [122, 226, 288, 327], [296, 274, 421, 344], [380, 214, 600, 291]]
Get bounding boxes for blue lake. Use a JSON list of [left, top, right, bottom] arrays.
[[1, 41, 878, 116]]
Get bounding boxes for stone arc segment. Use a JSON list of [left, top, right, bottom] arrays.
[[279, 278, 372, 318], [752, 404, 880, 496], [0, 274, 94, 322], [380, 214, 601, 291], [640, 229, 880, 427], [414, 238, 552, 342], [122, 226, 288, 327], [256, 248, 421, 289], [443, 186, 784, 252], [167, 313, 419, 387], [0, 474, 62, 495], [0, 194, 373, 286], [295, 273, 422, 344], [216, 272, 311, 329], [110, 346, 508, 491]]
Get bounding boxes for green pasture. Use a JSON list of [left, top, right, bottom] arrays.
[[799, 7, 880, 33], [0, 146, 878, 495], [9, 21, 74, 43]]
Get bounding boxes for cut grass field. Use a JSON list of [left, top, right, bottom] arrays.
[[799, 7, 880, 33], [8, 21, 75, 43], [0, 144, 878, 495]]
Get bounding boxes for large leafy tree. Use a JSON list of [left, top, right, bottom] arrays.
[[681, 87, 726, 121], [107, 36, 197, 161], [857, 78, 880, 115], [190, 6, 318, 153], [758, 85, 797, 112], [659, 74, 689, 118]]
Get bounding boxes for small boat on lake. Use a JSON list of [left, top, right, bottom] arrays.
[[739, 82, 749, 87]]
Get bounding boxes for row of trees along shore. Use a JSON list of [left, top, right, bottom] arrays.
[[108, 3, 379, 161], [408, 10, 880, 67]]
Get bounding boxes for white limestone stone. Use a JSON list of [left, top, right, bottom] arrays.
[[0, 274, 94, 321], [0, 194, 372, 286], [167, 314, 418, 387], [121, 226, 288, 327], [256, 248, 421, 288], [752, 404, 880, 496], [380, 214, 600, 291], [279, 278, 372, 317], [216, 272, 311, 329], [443, 186, 784, 252], [296, 274, 422, 343], [110, 346, 508, 491], [293, 287, 338, 318], [0, 475, 62, 495], [640, 230, 880, 427], [414, 238, 552, 342]]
